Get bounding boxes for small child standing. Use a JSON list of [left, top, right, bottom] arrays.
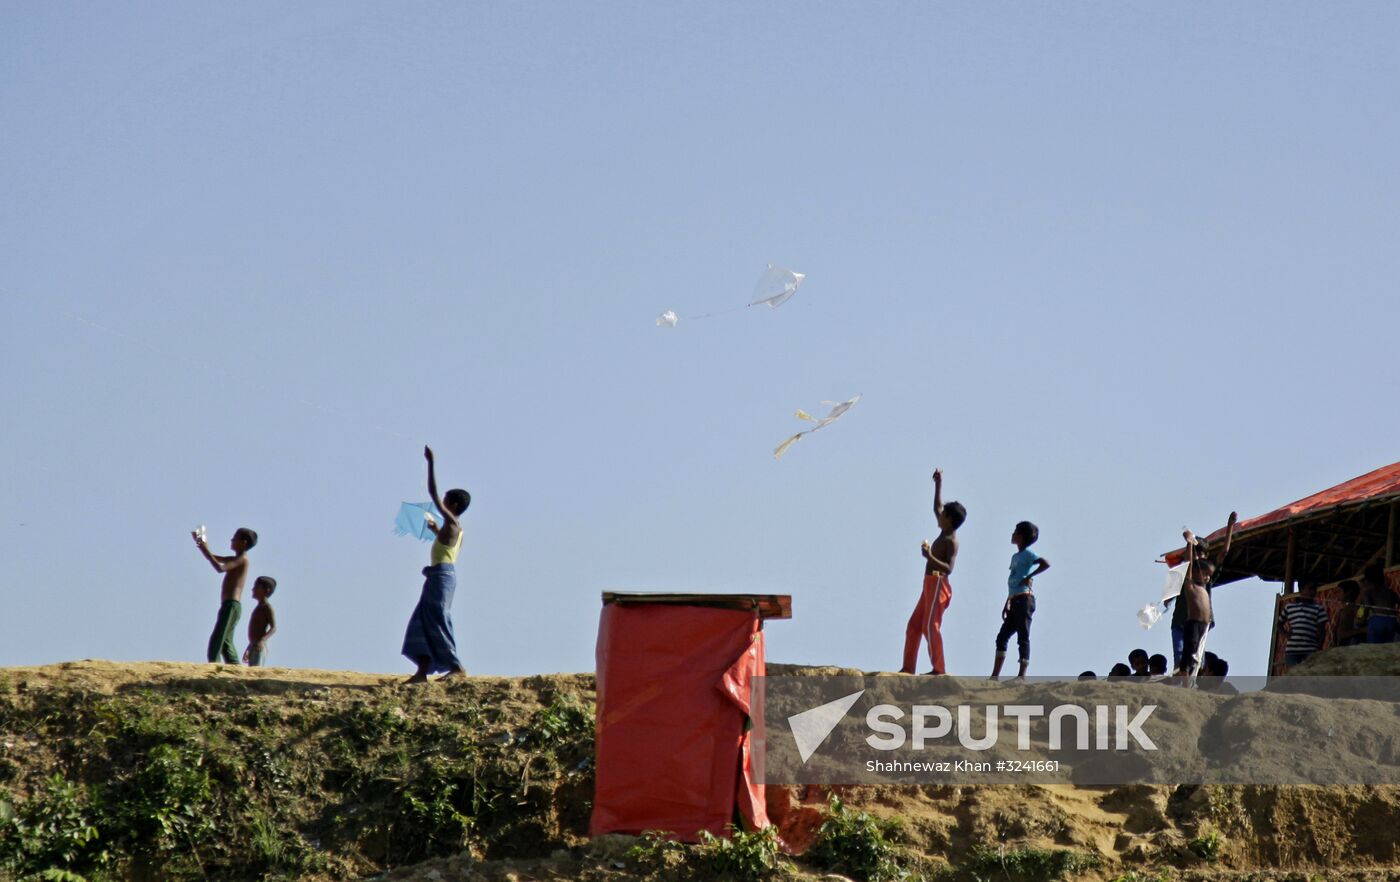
[[192, 527, 257, 664], [243, 577, 278, 667], [990, 521, 1049, 681]]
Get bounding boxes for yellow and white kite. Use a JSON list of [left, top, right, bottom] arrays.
[[773, 395, 861, 460]]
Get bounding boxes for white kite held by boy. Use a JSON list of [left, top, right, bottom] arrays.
[[1137, 560, 1190, 629], [773, 394, 861, 460], [1137, 604, 1162, 629], [657, 264, 805, 328], [1161, 561, 1190, 603]]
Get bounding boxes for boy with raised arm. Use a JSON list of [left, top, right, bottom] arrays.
[[901, 469, 966, 675], [1167, 512, 1238, 668], [1177, 560, 1214, 675], [990, 520, 1049, 681], [192, 527, 257, 664]]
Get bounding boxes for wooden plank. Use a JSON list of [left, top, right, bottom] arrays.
[[1388, 502, 1398, 568], [601, 591, 793, 620], [1284, 528, 1296, 593]]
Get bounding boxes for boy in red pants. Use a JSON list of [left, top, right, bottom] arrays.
[[902, 469, 966, 675]]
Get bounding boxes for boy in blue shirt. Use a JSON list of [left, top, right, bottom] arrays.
[[990, 520, 1049, 681]]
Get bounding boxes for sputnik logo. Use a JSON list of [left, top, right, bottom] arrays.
[[787, 690, 865, 763]]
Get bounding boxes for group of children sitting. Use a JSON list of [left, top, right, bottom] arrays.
[[192, 528, 278, 666], [1084, 647, 1230, 686]]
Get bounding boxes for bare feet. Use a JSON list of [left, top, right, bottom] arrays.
[[438, 667, 467, 681], [406, 673, 429, 684]]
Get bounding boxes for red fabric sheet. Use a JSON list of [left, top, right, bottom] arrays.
[[591, 603, 767, 840]]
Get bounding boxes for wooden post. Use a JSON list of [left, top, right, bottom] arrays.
[[1284, 527, 1296, 593], [1267, 594, 1284, 680], [1387, 502, 1397, 568]]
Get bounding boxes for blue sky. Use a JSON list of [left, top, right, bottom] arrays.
[[3, 2, 1398, 677]]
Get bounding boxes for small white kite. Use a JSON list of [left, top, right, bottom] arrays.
[[657, 264, 805, 328], [773, 395, 861, 460]]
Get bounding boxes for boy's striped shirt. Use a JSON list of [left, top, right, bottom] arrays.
[[1283, 599, 1329, 652]]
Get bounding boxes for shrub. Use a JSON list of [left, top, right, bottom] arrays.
[[1188, 829, 1223, 862], [529, 695, 593, 747], [0, 777, 107, 876], [697, 825, 790, 882], [627, 830, 689, 873], [963, 844, 1101, 881], [808, 795, 907, 881], [107, 743, 214, 857]]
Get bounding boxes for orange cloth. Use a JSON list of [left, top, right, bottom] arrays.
[[902, 573, 952, 674]]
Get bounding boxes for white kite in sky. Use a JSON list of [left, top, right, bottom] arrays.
[[773, 395, 861, 460], [657, 264, 805, 328]]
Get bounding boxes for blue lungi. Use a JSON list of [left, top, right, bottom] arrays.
[[401, 564, 463, 674]]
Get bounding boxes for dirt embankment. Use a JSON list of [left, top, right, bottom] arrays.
[[1, 658, 1399, 881]]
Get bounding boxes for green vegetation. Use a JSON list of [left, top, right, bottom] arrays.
[[696, 826, 791, 882], [1109, 871, 1175, 882], [0, 776, 106, 877], [808, 795, 908, 882], [626, 826, 792, 882], [0, 680, 596, 880], [1188, 828, 1224, 862], [961, 844, 1101, 881], [626, 829, 690, 874]]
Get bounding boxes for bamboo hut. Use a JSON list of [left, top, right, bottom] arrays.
[[1163, 461, 1400, 676]]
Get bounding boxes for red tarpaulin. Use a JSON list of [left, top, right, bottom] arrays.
[[591, 596, 779, 841]]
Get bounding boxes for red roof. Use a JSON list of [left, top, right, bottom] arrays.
[[1165, 461, 1400, 565]]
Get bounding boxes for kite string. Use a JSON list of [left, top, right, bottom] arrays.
[[685, 303, 750, 321]]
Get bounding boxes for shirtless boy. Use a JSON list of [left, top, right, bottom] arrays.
[[193, 527, 257, 664], [243, 577, 278, 667], [901, 469, 966, 675]]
